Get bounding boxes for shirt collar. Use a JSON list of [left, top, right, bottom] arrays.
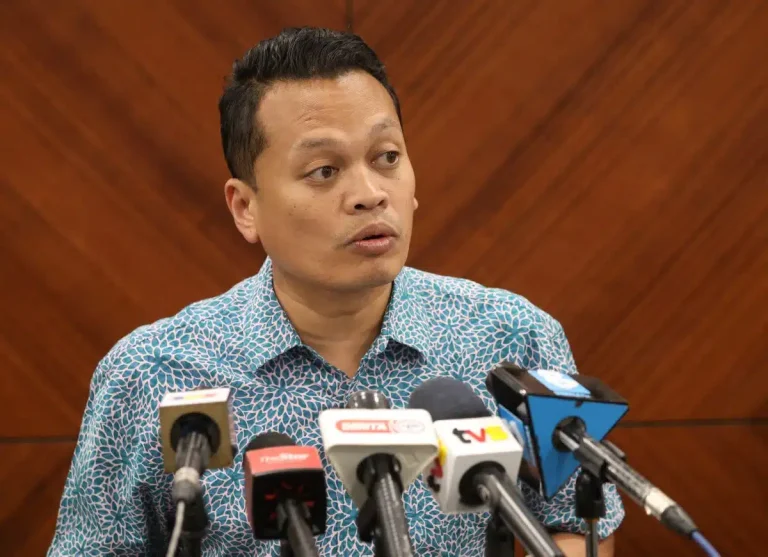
[[244, 258, 432, 370], [243, 258, 303, 370]]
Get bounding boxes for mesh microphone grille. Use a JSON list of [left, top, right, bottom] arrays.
[[244, 431, 295, 454], [347, 390, 390, 409], [408, 376, 491, 420]]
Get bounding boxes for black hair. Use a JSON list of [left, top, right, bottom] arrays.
[[218, 26, 402, 184]]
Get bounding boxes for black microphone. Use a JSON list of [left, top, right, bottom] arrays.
[[409, 377, 564, 557], [243, 432, 326, 557], [159, 388, 237, 557], [159, 388, 236, 505]]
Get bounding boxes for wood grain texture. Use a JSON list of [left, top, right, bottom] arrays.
[[0, 442, 76, 557], [1, 0, 767, 556], [508, 425, 768, 556], [0, 0, 344, 437], [354, 0, 768, 421], [607, 425, 768, 556]]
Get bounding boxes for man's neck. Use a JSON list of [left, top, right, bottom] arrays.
[[271, 267, 393, 375]]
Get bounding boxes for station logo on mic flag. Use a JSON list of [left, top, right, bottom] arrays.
[[318, 408, 438, 508], [528, 369, 592, 398], [245, 446, 323, 475], [451, 424, 509, 444]]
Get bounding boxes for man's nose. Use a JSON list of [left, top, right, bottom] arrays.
[[344, 171, 389, 213]]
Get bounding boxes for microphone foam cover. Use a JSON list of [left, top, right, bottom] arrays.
[[408, 376, 491, 421], [244, 431, 295, 455]]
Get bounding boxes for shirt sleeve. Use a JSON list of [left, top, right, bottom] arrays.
[[519, 318, 625, 539], [47, 344, 165, 556]]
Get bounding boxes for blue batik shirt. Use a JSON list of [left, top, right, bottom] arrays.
[[48, 257, 624, 556]]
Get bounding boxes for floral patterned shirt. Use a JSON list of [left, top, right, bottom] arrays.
[[48, 257, 623, 556]]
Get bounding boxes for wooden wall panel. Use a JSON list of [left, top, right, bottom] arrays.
[[607, 425, 768, 556], [1, 0, 766, 555], [354, 2, 767, 553], [1, 3, 345, 553], [354, 0, 768, 421], [0, 443, 76, 557], [509, 425, 768, 556], [0, 0, 344, 437]]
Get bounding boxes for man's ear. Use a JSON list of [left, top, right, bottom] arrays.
[[224, 178, 260, 244], [413, 196, 419, 211]]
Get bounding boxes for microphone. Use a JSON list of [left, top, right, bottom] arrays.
[[159, 387, 237, 502], [408, 376, 564, 557], [319, 391, 438, 557], [242, 432, 326, 557], [159, 387, 237, 557], [486, 362, 700, 539]]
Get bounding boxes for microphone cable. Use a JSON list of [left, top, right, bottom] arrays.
[[692, 531, 720, 557], [166, 500, 185, 557]]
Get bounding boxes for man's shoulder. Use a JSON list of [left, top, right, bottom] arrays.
[[402, 267, 577, 376], [402, 266, 562, 333], [98, 276, 257, 373]]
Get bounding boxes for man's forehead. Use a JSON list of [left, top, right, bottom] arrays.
[[257, 72, 399, 146]]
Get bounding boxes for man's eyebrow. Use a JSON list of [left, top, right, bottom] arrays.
[[368, 117, 399, 138], [295, 137, 343, 151], [294, 118, 400, 152]]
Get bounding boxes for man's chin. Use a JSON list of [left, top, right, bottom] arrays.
[[270, 251, 406, 292], [338, 257, 405, 290]]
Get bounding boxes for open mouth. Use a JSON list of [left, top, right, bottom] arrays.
[[349, 223, 398, 248], [348, 231, 396, 253]]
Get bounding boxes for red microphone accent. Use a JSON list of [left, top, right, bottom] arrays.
[[243, 443, 326, 540]]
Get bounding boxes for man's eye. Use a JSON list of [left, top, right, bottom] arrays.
[[376, 151, 400, 166], [307, 166, 338, 181]]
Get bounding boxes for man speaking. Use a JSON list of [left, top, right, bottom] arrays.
[[48, 27, 623, 556]]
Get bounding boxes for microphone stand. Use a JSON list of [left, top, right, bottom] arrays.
[[575, 469, 605, 557], [277, 499, 321, 557], [179, 490, 208, 557], [485, 511, 515, 557], [556, 422, 623, 557], [358, 493, 410, 557], [476, 472, 563, 557], [357, 496, 384, 557], [354, 456, 414, 557]]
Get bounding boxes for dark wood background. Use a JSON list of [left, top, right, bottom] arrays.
[[1, 1, 766, 555]]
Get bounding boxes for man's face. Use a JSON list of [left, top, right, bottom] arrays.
[[227, 71, 417, 292]]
